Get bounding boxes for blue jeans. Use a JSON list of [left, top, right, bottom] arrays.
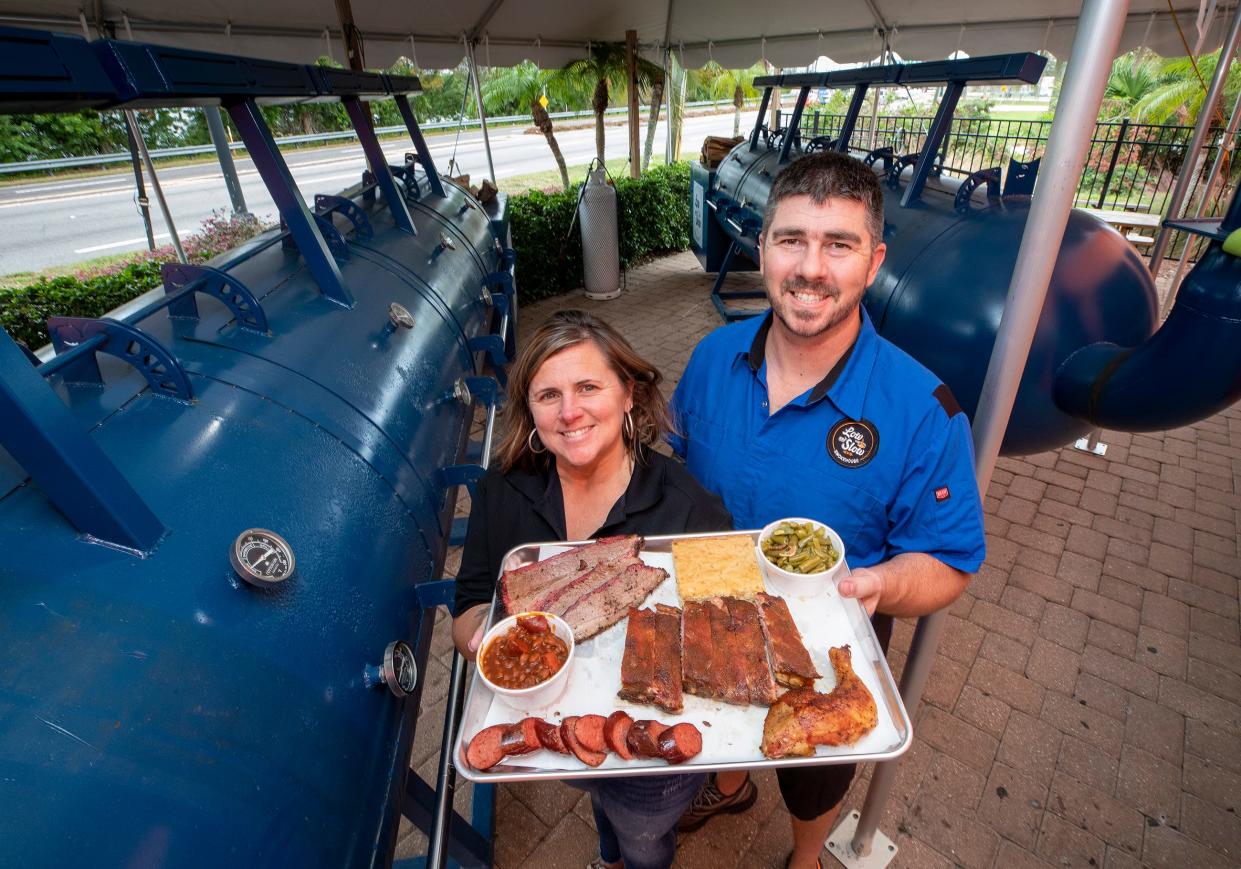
[[572, 773, 706, 869]]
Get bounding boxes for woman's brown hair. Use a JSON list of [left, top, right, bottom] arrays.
[[493, 309, 673, 473]]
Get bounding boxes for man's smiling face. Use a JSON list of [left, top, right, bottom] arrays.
[[759, 194, 886, 341]]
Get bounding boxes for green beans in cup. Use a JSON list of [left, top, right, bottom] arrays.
[[760, 521, 841, 574]]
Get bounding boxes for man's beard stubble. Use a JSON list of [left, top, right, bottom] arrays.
[[769, 275, 855, 338]]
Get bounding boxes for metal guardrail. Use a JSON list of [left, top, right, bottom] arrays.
[[0, 99, 750, 176]]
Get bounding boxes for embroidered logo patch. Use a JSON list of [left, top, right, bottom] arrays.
[[827, 419, 879, 468], [935, 486, 951, 502]]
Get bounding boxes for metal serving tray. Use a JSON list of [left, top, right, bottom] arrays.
[[454, 529, 912, 783]]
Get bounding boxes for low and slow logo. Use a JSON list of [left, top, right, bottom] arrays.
[[827, 419, 879, 468]]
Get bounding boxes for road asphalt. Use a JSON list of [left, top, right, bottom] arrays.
[[0, 110, 757, 277]]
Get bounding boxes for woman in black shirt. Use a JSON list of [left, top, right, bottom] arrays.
[[452, 310, 730, 869]]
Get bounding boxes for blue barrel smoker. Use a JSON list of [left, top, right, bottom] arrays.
[[0, 28, 506, 867], [694, 53, 1241, 453]]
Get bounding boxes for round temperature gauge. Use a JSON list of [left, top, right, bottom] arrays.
[[230, 528, 296, 587], [383, 640, 418, 697]]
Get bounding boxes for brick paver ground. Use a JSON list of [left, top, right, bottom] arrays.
[[398, 251, 1241, 868]]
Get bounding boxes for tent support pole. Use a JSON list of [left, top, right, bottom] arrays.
[[124, 116, 156, 250], [663, 47, 675, 164], [1146, 1, 1241, 277], [204, 107, 247, 215], [842, 0, 1130, 862], [466, 42, 496, 183], [123, 109, 187, 264]]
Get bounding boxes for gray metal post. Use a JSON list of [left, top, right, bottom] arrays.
[[1162, 86, 1241, 316], [204, 107, 247, 214], [466, 42, 496, 183], [664, 47, 675, 164], [1146, 2, 1241, 276], [124, 110, 187, 264], [845, 0, 1131, 861], [124, 120, 156, 250]]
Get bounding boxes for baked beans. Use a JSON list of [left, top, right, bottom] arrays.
[[481, 614, 569, 690]]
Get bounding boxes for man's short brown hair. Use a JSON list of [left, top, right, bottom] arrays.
[[762, 151, 885, 249]]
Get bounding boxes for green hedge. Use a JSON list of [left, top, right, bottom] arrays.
[[0, 165, 693, 350], [509, 161, 692, 303], [1, 259, 165, 350]]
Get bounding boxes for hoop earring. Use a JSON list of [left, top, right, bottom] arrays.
[[527, 428, 547, 455], [622, 410, 635, 445]]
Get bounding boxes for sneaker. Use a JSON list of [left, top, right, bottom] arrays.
[[677, 773, 758, 832], [585, 859, 620, 869]]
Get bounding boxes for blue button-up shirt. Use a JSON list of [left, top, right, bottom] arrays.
[[670, 308, 985, 573]]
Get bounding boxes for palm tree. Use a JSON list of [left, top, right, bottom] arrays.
[[1101, 51, 1163, 119], [557, 42, 663, 165], [483, 62, 573, 190], [667, 56, 688, 162], [1132, 49, 1241, 124], [641, 68, 665, 171], [705, 63, 762, 136]]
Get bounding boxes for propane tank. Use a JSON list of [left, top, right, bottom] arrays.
[[580, 167, 621, 300]]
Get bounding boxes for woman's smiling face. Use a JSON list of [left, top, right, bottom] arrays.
[[528, 340, 633, 474]]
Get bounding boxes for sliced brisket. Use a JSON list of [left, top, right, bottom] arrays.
[[561, 562, 669, 641], [500, 534, 642, 614]]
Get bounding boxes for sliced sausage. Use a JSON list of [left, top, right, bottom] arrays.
[[517, 613, 550, 634], [500, 718, 540, 756], [574, 714, 608, 754], [465, 724, 509, 771], [625, 719, 669, 759], [561, 715, 607, 767], [657, 723, 703, 765], [534, 717, 569, 754], [603, 711, 635, 760]]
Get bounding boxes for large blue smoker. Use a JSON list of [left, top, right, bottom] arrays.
[[694, 53, 1241, 453], [0, 28, 507, 867]]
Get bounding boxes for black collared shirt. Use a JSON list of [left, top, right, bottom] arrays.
[[453, 448, 733, 615]]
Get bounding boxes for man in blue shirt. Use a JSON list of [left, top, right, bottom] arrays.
[[671, 151, 985, 868]]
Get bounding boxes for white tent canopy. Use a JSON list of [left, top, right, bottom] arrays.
[[0, 1, 1233, 69]]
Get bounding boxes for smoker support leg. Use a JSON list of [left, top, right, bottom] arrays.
[[709, 241, 766, 323]]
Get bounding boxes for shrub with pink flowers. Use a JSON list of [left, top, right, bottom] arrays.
[[3, 210, 267, 350]]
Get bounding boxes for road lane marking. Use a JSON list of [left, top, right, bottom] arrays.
[[75, 232, 170, 253]]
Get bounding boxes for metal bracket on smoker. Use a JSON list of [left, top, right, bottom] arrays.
[[463, 375, 501, 408], [439, 462, 486, 497], [45, 317, 194, 402], [954, 167, 1001, 213], [804, 135, 836, 153], [886, 153, 922, 190], [361, 169, 377, 203], [391, 163, 422, 201], [864, 147, 895, 176], [162, 263, 269, 334], [468, 334, 507, 368], [314, 194, 373, 240], [280, 213, 350, 260]]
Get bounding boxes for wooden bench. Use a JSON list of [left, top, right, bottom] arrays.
[[1080, 207, 1160, 248]]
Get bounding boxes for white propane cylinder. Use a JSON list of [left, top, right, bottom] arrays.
[[579, 168, 621, 300]]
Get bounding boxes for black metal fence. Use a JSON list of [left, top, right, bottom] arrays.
[[775, 109, 1239, 218]]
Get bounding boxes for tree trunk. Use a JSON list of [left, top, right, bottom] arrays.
[[642, 77, 665, 170], [734, 85, 744, 137], [532, 100, 570, 190], [593, 79, 609, 164]]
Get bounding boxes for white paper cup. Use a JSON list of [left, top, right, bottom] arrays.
[[477, 611, 575, 709], [756, 517, 846, 598]]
